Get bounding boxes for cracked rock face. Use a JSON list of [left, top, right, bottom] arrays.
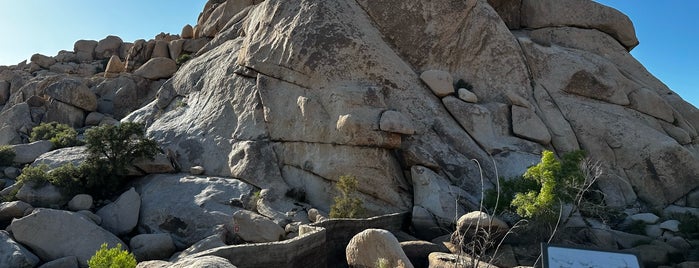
[[127, 0, 699, 221]]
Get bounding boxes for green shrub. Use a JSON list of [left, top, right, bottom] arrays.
[[176, 53, 192, 65], [16, 164, 51, 187], [81, 122, 159, 198], [484, 175, 538, 214], [673, 212, 699, 239], [0, 145, 15, 166], [30, 122, 83, 148], [87, 243, 136, 268], [510, 150, 586, 219], [329, 175, 365, 218]]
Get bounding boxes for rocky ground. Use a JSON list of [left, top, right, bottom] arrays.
[[1, 0, 699, 267]]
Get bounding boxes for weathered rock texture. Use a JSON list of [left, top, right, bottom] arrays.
[[120, 0, 699, 226]]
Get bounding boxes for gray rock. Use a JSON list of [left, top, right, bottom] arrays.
[[135, 174, 254, 248], [44, 78, 98, 111], [96, 187, 140, 235], [379, 110, 415, 135], [411, 166, 467, 226], [130, 233, 176, 262], [95, 35, 123, 59], [346, 229, 414, 268], [659, 220, 680, 232], [411, 206, 443, 240], [134, 58, 178, 80], [11, 140, 53, 164], [4, 167, 20, 179], [38, 256, 79, 268], [521, 0, 638, 49], [0, 200, 33, 222], [67, 194, 93, 211], [457, 88, 478, 103], [16, 181, 67, 208], [132, 154, 175, 174], [511, 105, 551, 145], [420, 70, 454, 97], [30, 54, 56, 69], [76, 210, 101, 225], [0, 80, 10, 105], [230, 210, 285, 243], [189, 166, 205, 175], [400, 240, 449, 268], [84, 112, 105, 126], [10, 209, 125, 265], [169, 256, 237, 268], [32, 146, 87, 169], [0, 230, 40, 268], [628, 213, 660, 224]]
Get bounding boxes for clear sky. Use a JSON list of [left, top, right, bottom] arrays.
[[594, 0, 699, 107], [0, 1, 696, 106], [0, 0, 204, 64]]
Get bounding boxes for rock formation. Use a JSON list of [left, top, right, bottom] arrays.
[[0, 0, 699, 267]]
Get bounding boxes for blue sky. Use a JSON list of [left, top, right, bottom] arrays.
[[0, 1, 696, 106]]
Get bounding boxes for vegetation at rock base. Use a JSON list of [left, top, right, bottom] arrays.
[[15, 122, 159, 199], [454, 78, 473, 91], [484, 150, 594, 222], [87, 243, 136, 268], [176, 53, 192, 65], [329, 175, 365, 218], [0, 145, 15, 166], [30, 122, 83, 148]]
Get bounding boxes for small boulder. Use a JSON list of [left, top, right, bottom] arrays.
[[428, 252, 491, 268], [0, 230, 40, 268], [95, 35, 123, 59], [96, 187, 141, 235], [132, 154, 176, 174], [230, 210, 285, 243], [659, 220, 680, 232], [181, 24, 194, 39], [84, 112, 105, 126], [104, 55, 125, 77], [32, 146, 88, 169], [628, 213, 660, 224], [0, 201, 33, 222], [10, 209, 125, 265], [45, 78, 98, 112], [16, 181, 67, 208], [30, 53, 56, 69], [152, 41, 170, 59], [74, 40, 98, 62], [420, 70, 454, 97], [457, 88, 478, 103], [454, 211, 509, 248], [346, 229, 414, 268], [379, 110, 415, 135], [134, 57, 178, 80], [4, 166, 20, 179], [11, 140, 53, 164], [38, 256, 78, 268], [76, 210, 102, 225], [169, 256, 237, 268], [189, 166, 205, 175], [67, 194, 93, 211], [511, 105, 551, 145], [400, 240, 449, 268], [130, 233, 176, 262]]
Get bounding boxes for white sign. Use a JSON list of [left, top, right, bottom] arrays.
[[543, 243, 642, 268]]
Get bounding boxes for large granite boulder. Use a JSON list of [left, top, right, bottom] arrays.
[[10, 209, 125, 265], [96, 187, 141, 235], [134, 174, 255, 248], [0, 230, 40, 268], [346, 229, 414, 268]]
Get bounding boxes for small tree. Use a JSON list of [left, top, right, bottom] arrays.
[[81, 122, 159, 198], [329, 175, 365, 218], [0, 145, 15, 166], [87, 243, 136, 268], [29, 122, 83, 148]]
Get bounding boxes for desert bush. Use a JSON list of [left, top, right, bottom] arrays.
[[87, 243, 136, 268], [176, 53, 192, 65], [329, 175, 365, 218], [16, 164, 51, 187], [510, 150, 586, 220], [30, 122, 83, 148], [0, 145, 15, 166], [80, 122, 159, 197]]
